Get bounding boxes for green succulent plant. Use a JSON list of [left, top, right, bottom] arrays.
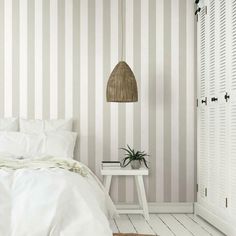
[[121, 145, 149, 168]]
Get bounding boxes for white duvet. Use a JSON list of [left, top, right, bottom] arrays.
[[0, 157, 116, 236]]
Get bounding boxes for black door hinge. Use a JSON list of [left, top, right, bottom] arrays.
[[201, 97, 207, 105], [196, 184, 198, 193], [226, 198, 228, 208], [205, 188, 207, 197], [196, 99, 199, 107]]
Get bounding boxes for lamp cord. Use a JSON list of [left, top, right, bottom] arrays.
[[121, 0, 124, 61]]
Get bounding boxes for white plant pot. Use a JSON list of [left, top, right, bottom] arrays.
[[131, 160, 141, 169]]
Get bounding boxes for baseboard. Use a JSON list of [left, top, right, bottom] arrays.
[[115, 202, 194, 214], [195, 203, 236, 236]]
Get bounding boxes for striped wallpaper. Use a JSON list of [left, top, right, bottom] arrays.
[[0, 0, 196, 203]]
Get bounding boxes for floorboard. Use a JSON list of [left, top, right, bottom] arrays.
[[109, 219, 119, 233], [172, 214, 211, 236], [148, 214, 174, 236], [115, 215, 136, 233], [158, 214, 192, 236], [128, 214, 155, 235], [111, 214, 224, 236], [187, 214, 225, 236]]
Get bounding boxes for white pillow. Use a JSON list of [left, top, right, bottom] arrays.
[[20, 118, 73, 134], [0, 118, 18, 131], [43, 131, 77, 159], [0, 131, 27, 157], [20, 119, 43, 134], [0, 131, 77, 159], [0, 131, 45, 158], [45, 119, 73, 132]]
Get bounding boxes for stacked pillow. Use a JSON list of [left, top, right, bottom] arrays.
[[0, 117, 18, 131], [0, 118, 77, 159]]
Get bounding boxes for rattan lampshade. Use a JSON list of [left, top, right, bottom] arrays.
[[106, 61, 138, 102]]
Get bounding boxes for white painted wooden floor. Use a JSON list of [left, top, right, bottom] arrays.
[[110, 214, 225, 236]]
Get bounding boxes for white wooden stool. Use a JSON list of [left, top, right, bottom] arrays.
[[101, 166, 149, 221]]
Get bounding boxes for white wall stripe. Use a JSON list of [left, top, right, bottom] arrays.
[[95, 0, 103, 178], [156, 0, 164, 202], [110, 0, 119, 203], [19, 0, 28, 118], [171, 0, 179, 202], [65, 0, 73, 119], [141, 0, 149, 193], [34, 0, 42, 119], [80, 0, 88, 165], [125, 0, 134, 203], [186, 0, 195, 202], [4, 0, 12, 117], [50, 0, 58, 119]]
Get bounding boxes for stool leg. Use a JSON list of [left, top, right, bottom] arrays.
[[135, 176, 143, 207], [104, 175, 112, 193], [136, 175, 149, 221]]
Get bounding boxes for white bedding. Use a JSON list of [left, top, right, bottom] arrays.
[[0, 157, 116, 236]]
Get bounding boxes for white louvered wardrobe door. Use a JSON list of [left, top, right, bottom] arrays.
[[228, 100, 236, 222], [217, 102, 228, 210], [198, 104, 208, 202], [207, 103, 218, 205], [207, 0, 219, 207], [216, 0, 230, 211], [197, 4, 209, 203], [228, 0, 236, 222], [198, 5, 208, 101]]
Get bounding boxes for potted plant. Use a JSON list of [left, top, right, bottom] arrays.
[[121, 145, 149, 169]]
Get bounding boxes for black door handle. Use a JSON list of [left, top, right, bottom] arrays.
[[211, 97, 218, 102]]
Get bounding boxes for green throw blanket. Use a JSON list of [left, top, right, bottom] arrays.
[[0, 156, 88, 177]]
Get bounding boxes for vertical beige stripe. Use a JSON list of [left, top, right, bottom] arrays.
[[19, 0, 28, 118], [156, 0, 164, 202], [34, 0, 42, 119], [79, 0, 88, 165], [164, 0, 172, 202], [95, 0, 103, 176], [0, 0, 4, 117], [133, 0, 141, 203], [50, 0, 58, 119], [148, 0, 156, 202], [118, 0, 126, 203], [179, 0, 187, 202], [88, 0, 95, 171], [65, 0, 73, 119], [141, 0, 149, 196], [27, 0, 34, 119], [72, 0, 80, 160], [118, 101, 126, 202], [103, 0, 111, 174], [140, 0, 149, 199], [110, 0, 119, 203], [12, 0, 20, 117], [186, 0, 195, 202], [171, 0, 179, 202], [43, 0, 50, 119], [125, 0, 134, 203], [4, 0, 12, 117], [57, 0, 65, 118]]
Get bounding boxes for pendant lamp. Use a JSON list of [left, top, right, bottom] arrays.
[[106, 0, 138, 102]]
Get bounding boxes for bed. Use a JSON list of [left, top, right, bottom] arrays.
[[0, 118, 116, 236]]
